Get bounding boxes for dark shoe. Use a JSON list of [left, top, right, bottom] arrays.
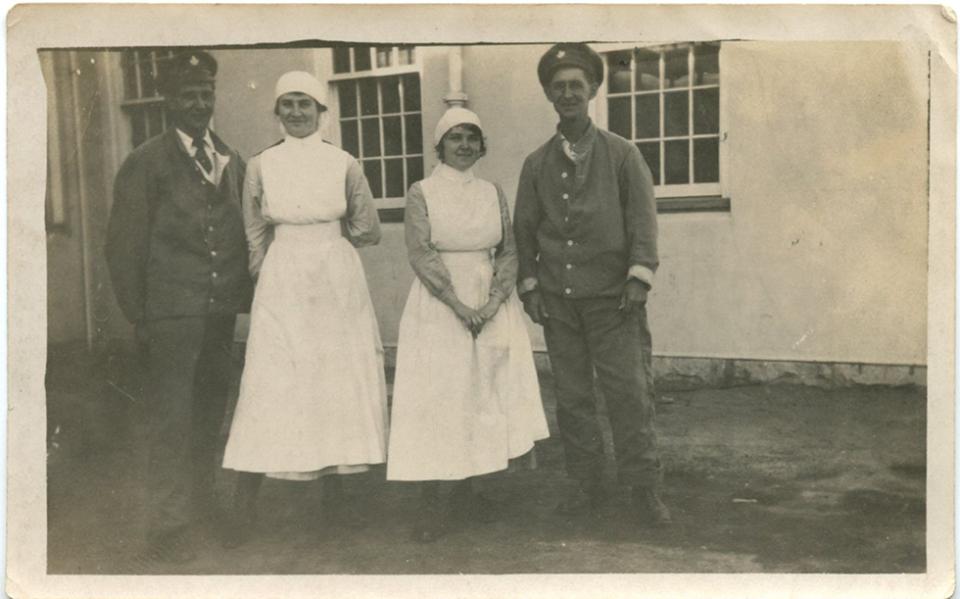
[[449, 484, 500, 523], [633, 487, 672, 526], [142, 530, 196, 565], [556, 481, 607, 516], [412, 487, 443, 543], [221, 503, 258, 549]]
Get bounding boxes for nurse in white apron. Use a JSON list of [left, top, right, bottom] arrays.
[[221, 71, 387, 547], [387, 108, 549, 542]]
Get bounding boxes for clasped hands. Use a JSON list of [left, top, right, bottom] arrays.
[[452, 298, 502, 339]]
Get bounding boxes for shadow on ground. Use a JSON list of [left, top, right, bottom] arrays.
[[46, 345, 925, 574]]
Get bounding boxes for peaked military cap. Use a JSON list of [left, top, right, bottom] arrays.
[[159, 49, 218, 95], [537, 43, 604, 88]]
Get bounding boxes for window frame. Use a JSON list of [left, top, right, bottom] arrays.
[[119, 49, 176, 148], [593, 41, 728, 212], [327, 45, 424, 221]]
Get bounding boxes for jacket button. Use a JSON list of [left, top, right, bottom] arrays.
[[561, 172, 568, 179], [564, 288, 572, 295], [566, 263, 573, 270], [212, 272, 218, 278], [562, 193, 569, 200], [207, 225, 215, 232], [209, 297, 215, 303], [210, 250, 217, 257], [566, 239, 574, 246]]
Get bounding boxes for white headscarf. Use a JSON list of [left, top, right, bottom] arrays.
[[433, 107, 483, 146], [274, 71, 328, 109]]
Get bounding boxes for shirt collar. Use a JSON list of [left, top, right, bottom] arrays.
[[433, 162, 476, 183], [283, 129, 325, 148], [176, 128, 214, 154], [555, 119, 597, 163]]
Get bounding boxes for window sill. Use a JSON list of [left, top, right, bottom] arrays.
[[657, 195, 730, 213]]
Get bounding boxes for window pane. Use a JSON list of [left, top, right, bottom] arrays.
[[665, 48, 689, 88], [146, 104, 163, 138], [353, 45, 372, 71], [664, 91, 689, 136], [694, 88, 719, 134], [338, 82, 358, 118], [363, 160, 383, 198], [399, 46, 416, 65], [381, 76, 401, 114], [694, 43, 719, 85], [359, 78, 378, 116], [139, 55, 157, 98], [607, 50, 632, 94], [406, 157, 424, 186], [694, 138, 719, 183], [385, 158, 404, 197], [340, 119, 359, 157], [333, 47, 352, 74], [608, 96, 631, 139], [405, 114, 423, 154], [376, 46, 393, 68], [635, 48, 660, 91], [664, 140, 690, 184], [637, 142, 660, 186], [361, 118, 381, 157], [383, 116, 403, 156], [634, 94, 659, 139], [402, 74, 421, 111], [122, 51, 138, 99]]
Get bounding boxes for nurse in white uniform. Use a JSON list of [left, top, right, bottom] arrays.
[[387, 108, 549, 542], [221, 71, 387, 547]]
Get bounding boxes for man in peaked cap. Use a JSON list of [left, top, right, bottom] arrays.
[[514, 43, 671, 526], [106, 49, 252, 564]]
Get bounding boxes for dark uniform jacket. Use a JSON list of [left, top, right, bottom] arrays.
[[514, 121, 658, 300], [106, 128, 252, 323]]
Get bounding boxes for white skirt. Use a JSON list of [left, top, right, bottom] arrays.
[[387, 250, 549, 481], [223, 223, 388, 477]]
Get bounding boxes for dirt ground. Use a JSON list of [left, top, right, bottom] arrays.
[[46, 348, 926, 575]]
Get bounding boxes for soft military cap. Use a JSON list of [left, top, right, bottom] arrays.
[[537, 43, 604, 87], [160, 50, 218, 95]]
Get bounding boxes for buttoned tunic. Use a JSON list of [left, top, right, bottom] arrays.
[[514, 120, 658, 300], [106, 128, 251, 323]]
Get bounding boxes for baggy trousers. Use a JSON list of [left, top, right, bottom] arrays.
[[541, 295, 661, 488], [143, 314, 236, 542]]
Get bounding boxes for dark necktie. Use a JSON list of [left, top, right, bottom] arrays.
[[193, 135, 213, 174]]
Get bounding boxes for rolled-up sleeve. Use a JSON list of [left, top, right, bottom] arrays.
[[404, 182, 459, 308], [343, 158, 381, 247], [489, 183, 518, 304], [620, 145, 659, 287], [242, 156, 272, 279], [106, 156, 151, 324], [513, 156, 541, 294]]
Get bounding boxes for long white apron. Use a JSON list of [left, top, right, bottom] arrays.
[[223, 138, 387, 478], [387, 169, 549, 481]]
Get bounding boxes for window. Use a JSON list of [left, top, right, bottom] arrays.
[[120, 49, 176, 148], [331, 46, 424, 212], [602, 42, 722, 205]]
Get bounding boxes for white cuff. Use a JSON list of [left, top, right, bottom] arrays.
[[519, 277, 539, 295], [627, 265, 655, 288]]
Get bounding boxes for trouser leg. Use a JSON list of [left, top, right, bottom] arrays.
[[190, 315, 236, 512], [542, 307, 603, 485], [144, 317, 205, 542], [637, 307, 656, 401], [582, 300, 661, 489]]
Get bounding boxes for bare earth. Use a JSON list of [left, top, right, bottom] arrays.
[[46, 350, 925, 575]]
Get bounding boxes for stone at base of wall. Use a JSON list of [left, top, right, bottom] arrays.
[[381, 346, 926, 390]]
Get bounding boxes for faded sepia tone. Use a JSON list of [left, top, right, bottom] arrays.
[[9, 4, 957, 599]]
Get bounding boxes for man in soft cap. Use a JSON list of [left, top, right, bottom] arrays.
[[106, 49, 252, 563], [514, 43, 670, 525]]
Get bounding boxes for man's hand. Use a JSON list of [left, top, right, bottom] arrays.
[[620, 279, 649, 316], [521, 290, 548, 325]]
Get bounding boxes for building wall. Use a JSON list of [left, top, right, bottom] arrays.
[[45, 42, 929, 369]]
